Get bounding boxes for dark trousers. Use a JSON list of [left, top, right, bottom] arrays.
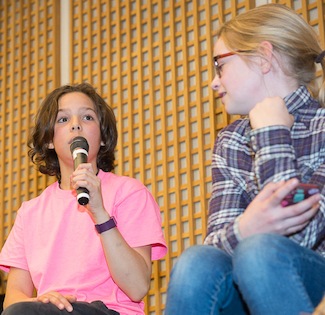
[[1, 301, 119, 315]]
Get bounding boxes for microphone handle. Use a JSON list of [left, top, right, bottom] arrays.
[[73, 152, 89, 205], [73, 152, 87, 169]]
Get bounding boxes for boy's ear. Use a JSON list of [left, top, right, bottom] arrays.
[[48, 142, 54, 149]]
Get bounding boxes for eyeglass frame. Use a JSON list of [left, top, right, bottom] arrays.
[[214, 50, 251, 78], [213, 52, 237, 78]]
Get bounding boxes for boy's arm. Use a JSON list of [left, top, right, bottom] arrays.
[[3, 267, 35, 309], [4, 267, 77, 312]]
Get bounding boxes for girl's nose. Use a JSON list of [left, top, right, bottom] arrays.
[[211, 74, 220, 91]]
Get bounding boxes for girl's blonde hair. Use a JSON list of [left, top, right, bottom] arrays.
[[217, 3, 325, 107]]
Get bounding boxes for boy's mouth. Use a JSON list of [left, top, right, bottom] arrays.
[[68, 136, 84, 145]]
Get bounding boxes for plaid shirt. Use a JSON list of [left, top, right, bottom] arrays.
[[205, 86, 325, 256]]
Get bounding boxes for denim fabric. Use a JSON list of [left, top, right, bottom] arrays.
[[1, 300, 119, 315], [233, 234, 325, 315], [165, 245, 248, 315], [165, 234, 325, 315]]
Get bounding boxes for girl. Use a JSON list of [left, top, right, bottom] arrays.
[[166, 4, 325, 315]]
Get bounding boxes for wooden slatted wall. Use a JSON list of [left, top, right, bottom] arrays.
[[69, 0, 325, 313], [69, 0, 231, 312], [0, 0, 60, 291], [0, 0, 324, 314]]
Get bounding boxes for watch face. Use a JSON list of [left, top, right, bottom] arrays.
[[95, 217, 116, 234]]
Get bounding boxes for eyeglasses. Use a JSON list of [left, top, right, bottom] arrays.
[[213, 52, 237, 78]]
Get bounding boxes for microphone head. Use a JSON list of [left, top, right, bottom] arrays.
[[70, 136, 89, 153]]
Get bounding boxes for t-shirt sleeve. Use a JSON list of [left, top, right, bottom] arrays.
[[0, 208, 29, 273], [110, 182, 167, 261]]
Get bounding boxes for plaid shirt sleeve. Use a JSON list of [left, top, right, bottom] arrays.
[[251, 118, 325, 251], [204, 121, 255, 254], [205, 89, 325, 256]]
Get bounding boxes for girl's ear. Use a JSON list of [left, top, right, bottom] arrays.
[[100, 140, 105, 146], [258, 41, 273, 74], [48, 142, 54, 149]]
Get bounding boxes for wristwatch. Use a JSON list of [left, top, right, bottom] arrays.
[[95, 216, 117, 234]]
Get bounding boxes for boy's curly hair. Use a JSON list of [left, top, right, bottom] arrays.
[[28, 83, 118, 181]]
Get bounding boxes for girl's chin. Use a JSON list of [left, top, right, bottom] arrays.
[[223, 103, 237, 115], [224, 102, 250, 116]]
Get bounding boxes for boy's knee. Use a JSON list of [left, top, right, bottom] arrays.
[[2, 302, 35, 315]]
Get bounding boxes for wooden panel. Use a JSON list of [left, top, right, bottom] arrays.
[[0, 0, 60, 292], [70, 1, 220, 313], [69, 0, 325, 313], [0, 0, 324, 313]]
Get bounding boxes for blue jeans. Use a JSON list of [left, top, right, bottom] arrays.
[[165, 234, 325, 315]]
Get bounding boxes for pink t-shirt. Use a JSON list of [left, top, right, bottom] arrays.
[[0, 170, 167, 315]]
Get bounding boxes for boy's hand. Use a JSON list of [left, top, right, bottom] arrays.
[[37, 291, 77, 312], [70, 163, 109, 222]]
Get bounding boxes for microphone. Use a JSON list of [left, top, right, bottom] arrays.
[[70, 136, 90, 205]]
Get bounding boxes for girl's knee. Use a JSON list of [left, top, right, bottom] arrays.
[[235, 234, 291, 261], [170, 245, 233, 286], [233, 234, 293, 282]]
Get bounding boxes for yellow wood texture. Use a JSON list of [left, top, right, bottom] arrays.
[[0, 0, 324, 313]]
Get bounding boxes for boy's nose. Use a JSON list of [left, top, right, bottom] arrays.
[[71, 125, 81, 131], [71, 120, 81, 131]]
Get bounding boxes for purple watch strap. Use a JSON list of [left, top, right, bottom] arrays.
[[95, 216, 117, 234]]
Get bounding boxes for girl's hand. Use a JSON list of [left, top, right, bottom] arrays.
[[37, 291, 77, 312], [249, 96, 294, 129], [238, 179, 321, 238]]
